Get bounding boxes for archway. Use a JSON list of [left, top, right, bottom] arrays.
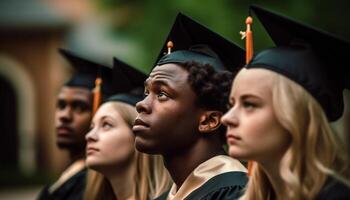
[[0, 55, 36, 175]]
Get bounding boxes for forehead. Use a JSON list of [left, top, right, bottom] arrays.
[[94, 102, 121, 119], [232, 68, 275, 96], [58, 86, 92, 101], [147, 63, 189, 85]]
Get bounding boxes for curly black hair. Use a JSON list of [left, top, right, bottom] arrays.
[[181, 61, 234, 113], [179, 61, 236, 139]]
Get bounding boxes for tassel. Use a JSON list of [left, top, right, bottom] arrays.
[[240, 16, 254, 64], [240, 16, 254, 176], [167, 41, 174, 54], [92, 77, 102, 115]]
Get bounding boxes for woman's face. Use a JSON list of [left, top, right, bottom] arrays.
[[221, 68, 291, 163], [85, 102, 135, 172]]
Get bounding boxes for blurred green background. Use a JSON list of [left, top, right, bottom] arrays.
[[91, 0, 350, 72]]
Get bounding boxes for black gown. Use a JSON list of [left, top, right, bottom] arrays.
[[155, 171, 248, 200], [316, 176, 350, 200], [37, 168, 87, 200]]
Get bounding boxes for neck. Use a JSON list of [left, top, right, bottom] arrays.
[[105, 159, 136, 200], [259, 157, 287, 199], [68, 149, 85, 163], [163, 138, 224, 189]]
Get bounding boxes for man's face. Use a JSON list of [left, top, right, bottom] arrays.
[[55, 86, 92, 151], [133, 64, 203, 156]]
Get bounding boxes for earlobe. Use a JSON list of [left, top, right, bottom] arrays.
[[198, 111, 223, 133]]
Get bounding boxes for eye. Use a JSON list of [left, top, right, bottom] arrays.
[[243, 101, 256, 110], [102, 121, 113, 130], [72, 102, 90, 113], [57, 100, 66, 110], [157, 91, 169, 101]]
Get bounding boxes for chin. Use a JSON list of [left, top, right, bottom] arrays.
[[86, 158, 103, 171], [135, 137, 160, 155], [56, 141, 75, 149], [228, 146, 249, 160]]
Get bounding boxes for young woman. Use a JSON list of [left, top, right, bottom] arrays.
[[84, 94, 171, 200], [222, 5, 350, 200]]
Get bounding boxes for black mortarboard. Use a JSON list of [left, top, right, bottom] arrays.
[[104, 57, 147, 106], [246, 5, 350, 121], [59, 48, 118, 98], [154, 13, 245, 72]]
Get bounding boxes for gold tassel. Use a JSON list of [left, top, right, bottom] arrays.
[[167, 41, 174, 54], [92, 77, 102, 115]]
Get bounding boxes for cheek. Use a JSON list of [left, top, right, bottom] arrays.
[[229, 109, 290, 160], [74, 113, 91, 130], [100, 128, 135, 164]]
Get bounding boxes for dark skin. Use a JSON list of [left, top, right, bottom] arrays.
[[134, 63, 224, 188], [55, 86, 92, 161]]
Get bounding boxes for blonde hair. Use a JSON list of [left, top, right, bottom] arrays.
[[238, 70, 350, 200], [85, 102, 171, 200]]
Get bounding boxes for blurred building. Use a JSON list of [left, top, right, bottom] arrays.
[[0, 0, 141, 186], [0, 0, 73, 183]]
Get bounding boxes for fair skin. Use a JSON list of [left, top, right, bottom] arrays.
[[86, 102, 136, 200], [221, 68, 291, 199]]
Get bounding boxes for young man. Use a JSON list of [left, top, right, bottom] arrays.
[[133, 13, 248, 200], [38, 49, 121, 200]]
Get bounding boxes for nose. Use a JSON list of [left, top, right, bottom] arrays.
[[85, 128, 98, 142], [221, 107, 239, 128], [57, 106, 73, 123], [135, 96, 151, 114]]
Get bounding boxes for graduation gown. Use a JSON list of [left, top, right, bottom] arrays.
[[155, 155, 248, 200], [316, 176, 350, 200], [37, 160, 87, 200]]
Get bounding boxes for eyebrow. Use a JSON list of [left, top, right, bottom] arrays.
[[240, 94, 262, 101], [99, 115, 115, 123], [144, 79, 172, 88]]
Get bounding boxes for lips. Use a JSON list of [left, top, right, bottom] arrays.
[[56, 126, 73, 136], [134, 118, 149, 127], [226, 132, 241, 145], [86, 146, 99, 155], [133, 118, 150, 133]]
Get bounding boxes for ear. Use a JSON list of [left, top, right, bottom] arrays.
[[198, 111, 223, 133]]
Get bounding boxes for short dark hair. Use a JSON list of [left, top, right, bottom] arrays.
[[180, 61, 235, 138], [181, 61, 234, 113]]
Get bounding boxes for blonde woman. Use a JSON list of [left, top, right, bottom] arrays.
[[84, 93, 171, 200], [222, 5, 350, 200]]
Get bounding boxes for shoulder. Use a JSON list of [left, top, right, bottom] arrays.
[[186, 171, 248, 200], [316, 176, 350, 200], [50, 168, 87, 200], [37, 185, 51, 200]]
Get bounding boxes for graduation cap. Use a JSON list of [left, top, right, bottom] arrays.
[[59, 48, 115, 96], [154, 12, 245, 72], [104, 57, 147, 106], [246, 5, 350, 121]]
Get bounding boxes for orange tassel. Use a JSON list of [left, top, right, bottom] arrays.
[[92, 77, 102, 115], [240, 16, 254, 176], [245, 16, 253, 63], [167, 41, 174, 54], [247, 160, 254, 176], [240, 16, 254, 64]]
